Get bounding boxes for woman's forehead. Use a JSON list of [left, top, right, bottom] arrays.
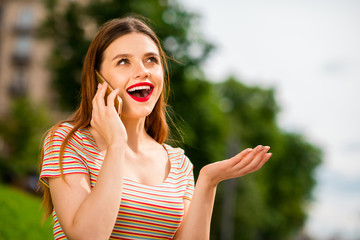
[[104, 33, 159, 59]]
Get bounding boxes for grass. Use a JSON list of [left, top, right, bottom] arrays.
[[0, 184, 53, 240]]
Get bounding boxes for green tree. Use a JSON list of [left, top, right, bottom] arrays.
[[211, 78, 322, 239], [0, 98, 51, 186]]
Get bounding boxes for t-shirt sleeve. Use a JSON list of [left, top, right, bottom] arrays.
[[39, 125, 89, 187], [183, 155, 195, 201]]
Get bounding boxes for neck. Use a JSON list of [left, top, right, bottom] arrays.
[[89, 116, 150, 154], [121, 116, 149, 152]]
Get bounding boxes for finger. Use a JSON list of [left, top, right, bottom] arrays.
[[229, 148, 252, 166], [95, 82, 107, 108], [106, 88, 120, 109], [236, 145, 264, 168], [92, 83, 105, 123], [92, 84, 101, 116], [240, 146, 270, 173], [251, 146, 270, 166], [93, 83, 102, 99], [92, 83, 100, 104], [253, 153, 272, 172]]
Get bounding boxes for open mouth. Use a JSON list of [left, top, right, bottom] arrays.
[[126, 82, 154, 102]]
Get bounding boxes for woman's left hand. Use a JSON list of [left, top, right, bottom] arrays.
[[200, 145, 271, 187]]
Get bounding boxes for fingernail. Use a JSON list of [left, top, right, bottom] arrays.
[[98, 83, 101, 88]]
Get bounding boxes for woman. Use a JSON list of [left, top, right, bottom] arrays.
[[39, 17, 271, 240]]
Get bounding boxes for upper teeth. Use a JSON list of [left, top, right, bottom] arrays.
[[127, 86, 151, 92]]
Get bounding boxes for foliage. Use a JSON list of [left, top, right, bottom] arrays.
[[38, 0, 322, 239], [211, 78, 322, 239], [0, 98, 51, 185], [0, 183, 53, 239]]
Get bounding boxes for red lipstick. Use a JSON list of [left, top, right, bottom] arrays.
[[126, 82, 154, 102]]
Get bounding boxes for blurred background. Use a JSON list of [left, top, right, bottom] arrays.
[[0, 0, 358, 239]]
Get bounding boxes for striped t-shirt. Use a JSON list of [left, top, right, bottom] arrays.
[[39, 123, 194, 240]]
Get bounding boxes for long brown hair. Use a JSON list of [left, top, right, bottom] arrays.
[[38, 17, 171, 218]]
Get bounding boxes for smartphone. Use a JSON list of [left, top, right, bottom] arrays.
[[95, 70, 122, 115]]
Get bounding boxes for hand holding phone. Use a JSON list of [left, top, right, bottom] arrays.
[[95, 70, 122, 115]]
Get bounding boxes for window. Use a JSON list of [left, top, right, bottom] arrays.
[[13, 6, 34, 34], [9, 68, 27, 97], [12, 36, 31, 65]]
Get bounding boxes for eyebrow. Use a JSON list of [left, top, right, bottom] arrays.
[[112, 52, 160, 61], [112, 54, 131, 61], [144, 52, 160, 58]]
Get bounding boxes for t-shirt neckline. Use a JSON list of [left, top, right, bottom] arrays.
[[82, 126, 174, 187]]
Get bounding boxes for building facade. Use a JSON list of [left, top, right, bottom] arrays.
[[0, 0, 52, 116]]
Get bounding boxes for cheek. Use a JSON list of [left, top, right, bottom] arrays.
[[108, 73, 129, 92], [155, 78, 164, 99], [155, 69, 164, 89]]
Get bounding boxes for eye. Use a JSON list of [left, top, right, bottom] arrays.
[[146, 56, 159, 64], [117, 58, 129, 65]]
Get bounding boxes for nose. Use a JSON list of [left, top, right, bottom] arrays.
[[132, 61, 150, 80]]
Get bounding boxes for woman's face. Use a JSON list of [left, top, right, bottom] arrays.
[[99, 33, 164, 119]]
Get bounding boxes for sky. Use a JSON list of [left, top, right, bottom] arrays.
[[180, 0, 360, 239]]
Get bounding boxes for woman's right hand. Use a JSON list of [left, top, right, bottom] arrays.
[[90, 82, 127, 146], [50, 83, 127, 240]]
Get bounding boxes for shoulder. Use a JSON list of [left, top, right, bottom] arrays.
[[163, 143, 185, 156], [163, 144, 193, 173], [45, 122, 86, 147], [49, 122, 74, 138]]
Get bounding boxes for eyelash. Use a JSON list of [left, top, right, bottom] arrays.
[[147, 57, 159, 64], [117, 58, 129, 65]]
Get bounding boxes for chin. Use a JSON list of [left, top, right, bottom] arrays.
[[122, 106, 155, 119]]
